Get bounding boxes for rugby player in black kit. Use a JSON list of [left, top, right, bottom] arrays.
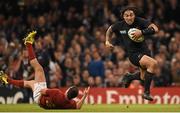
[[105, 6, 159, 101]]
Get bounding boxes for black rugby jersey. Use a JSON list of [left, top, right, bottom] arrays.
[[111, 17, 151, 55]]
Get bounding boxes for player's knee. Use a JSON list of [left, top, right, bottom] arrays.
[[35, 66, 44, 73], [152, 60, 158, 69], [150, 60, 158, 72]]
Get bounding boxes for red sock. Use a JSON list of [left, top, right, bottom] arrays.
[[26, 43, 36, 60], [7, 78, 24, 88]]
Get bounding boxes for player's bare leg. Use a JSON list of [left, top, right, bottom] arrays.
[[0, 70, 34, 90], [24, 31, 46, 83], [0, 31, 47, 103], [0, 31, 45, 90], [139, 55, 158, 101], [24, 31, 47, 103]]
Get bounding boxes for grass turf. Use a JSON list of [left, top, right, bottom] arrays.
[[0, 104, 179, 112]]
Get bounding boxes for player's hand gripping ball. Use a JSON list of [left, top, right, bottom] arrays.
[[128, 28, 144, 42]]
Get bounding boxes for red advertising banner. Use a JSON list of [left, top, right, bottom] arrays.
[[0, 87, 179, 104], [65, 87, 180, 104]]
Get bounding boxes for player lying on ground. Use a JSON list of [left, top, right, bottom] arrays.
[[0, 31, 90, 109]]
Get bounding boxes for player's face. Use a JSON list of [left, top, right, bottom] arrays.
[[123, 10, 135, 25], [65, 88, 70, 100]]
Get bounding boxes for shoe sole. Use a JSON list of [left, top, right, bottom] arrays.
[[24, 31, 37, 45], [142, 95, 154, 101]]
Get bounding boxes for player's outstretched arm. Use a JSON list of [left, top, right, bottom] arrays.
[[105, 26, 114, 48], [76, 87, 90, 109]]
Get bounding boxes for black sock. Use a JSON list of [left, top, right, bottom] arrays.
[[144, 71, 153, 94], [127, 71, 141, 81]]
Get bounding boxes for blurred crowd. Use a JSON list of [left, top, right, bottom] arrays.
[[0, 0, 180, 89]]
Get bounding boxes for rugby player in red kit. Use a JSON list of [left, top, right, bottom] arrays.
[[0, 31, 90, 109]]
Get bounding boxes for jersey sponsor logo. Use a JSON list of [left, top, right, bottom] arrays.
[[119, 30, 127, 35]]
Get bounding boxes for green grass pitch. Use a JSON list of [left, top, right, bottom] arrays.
[[0, 104, 179, 112]]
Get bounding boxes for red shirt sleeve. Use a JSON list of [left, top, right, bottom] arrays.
[[45, 89, 59, 96]]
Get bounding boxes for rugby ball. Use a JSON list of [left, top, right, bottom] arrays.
[[128, 28, 144, 42]]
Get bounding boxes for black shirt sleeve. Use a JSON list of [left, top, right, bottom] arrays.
[[136, 17, 151, 28]]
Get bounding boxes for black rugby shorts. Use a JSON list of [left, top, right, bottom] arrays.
[[128, 50, 151, 68]]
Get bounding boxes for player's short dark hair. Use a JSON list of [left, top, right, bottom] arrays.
[[67, 86, 79, 100], [120, 6, 139, 18]]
